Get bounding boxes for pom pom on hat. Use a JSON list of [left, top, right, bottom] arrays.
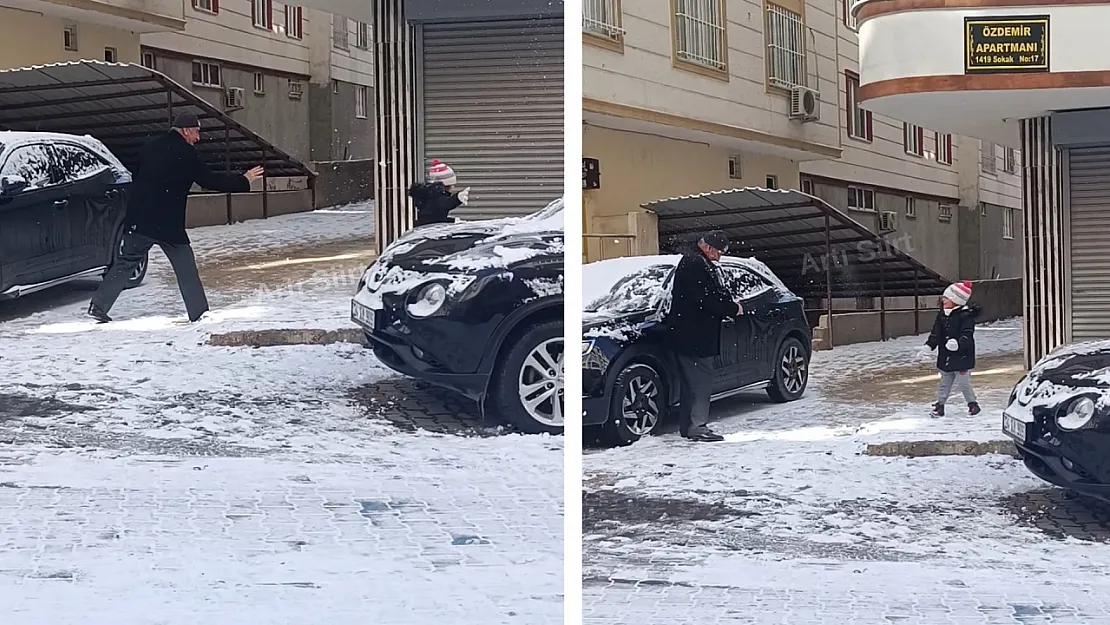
[[944, 281, 973, 306], [427, 159, 457, 187]]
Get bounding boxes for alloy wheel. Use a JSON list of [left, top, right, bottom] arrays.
[[518, 337, 564, 427], [781, 345, 808, 394], [120, 239, 146, 282], [621, 373, 660, 436]]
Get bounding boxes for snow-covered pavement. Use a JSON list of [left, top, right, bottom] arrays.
[[583, 319, 1110, 624], [0, 208, 563, 625]]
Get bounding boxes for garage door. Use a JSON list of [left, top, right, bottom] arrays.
[[421, 18, 563, 220], [1069, 146, 1110, 340]]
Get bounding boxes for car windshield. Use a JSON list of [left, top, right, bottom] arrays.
[[584, 263, 674, 315]]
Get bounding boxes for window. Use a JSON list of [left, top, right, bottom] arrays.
[[845, 71, 872, 141], [905, 197, 917, 219], [252, 0, 273, 29], [765, 175, 778, 190], [141, 52, 156, 69], [848, 186, 875, 212], [719, 266, 773, 301], [673, 0, 728, 75], [103, 47, 117, 63], [939, 204, 954, 222], [355, 85, 368, 119], [191, 61, 221, 87], [356, 21, 370, 49], [253, 71, 265, 94], [728, 155, 742, 180], [936, 132, 953, 165], [285, 6, 303, 39], [584, 0, 624, 50], [1004, 147, 1018, 173], [842, 0, 857, 29], [766, 3, 806, 89], [1003, 208, 1015, 239], [332, 79, 339, 94], [902, 123, 924, 156], [981, 141, 997, 174], [52, 144, 109, 182], [801, 178, 814, 195], [1, 145, 57, 189], [63, 24, 78, 51], [288, 80, 303, 99], [191, 0, 217, 13], [333, 16, 349, 49]]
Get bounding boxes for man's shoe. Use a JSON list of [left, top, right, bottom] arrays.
[[87, 304, 111, 324], [931, 403, 945, 417], [968, 402, 982, 416], [683, 429, 725, 442], [189, 310, 210, 323]]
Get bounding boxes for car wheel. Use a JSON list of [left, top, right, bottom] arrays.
[[117, 238, 149, 289], [489, 320, 563, 434], [766, 336, 809, 402], [600, 362, 666, 447]]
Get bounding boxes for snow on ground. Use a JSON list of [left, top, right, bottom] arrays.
[[583, 317, 1110, 623], [0, 208, 562, 625]]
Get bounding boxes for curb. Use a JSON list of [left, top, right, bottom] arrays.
[[865, 439, 1019, 458], [207, 328, 366, 348]]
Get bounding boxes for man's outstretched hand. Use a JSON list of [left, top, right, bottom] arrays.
[[244, 166, 265, 183]]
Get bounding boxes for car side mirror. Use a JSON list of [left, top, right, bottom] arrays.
[[1, 175, 28, 196]]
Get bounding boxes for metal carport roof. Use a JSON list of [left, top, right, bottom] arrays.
[[0, 61, 312, 179], [643, 187, 952, 300]]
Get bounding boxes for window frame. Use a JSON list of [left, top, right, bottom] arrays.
[[1, 143, 61, 190], [584, 0, 625, 53], [765, 174, 778, 190], [141, 51, 156, 69], [845, 70, 872, 142], [1003, 207, 1015, 239], [903, 123, 924, 157], [939, 204, 954, 222], [765, 0, 807, 92], [288, 79, 304, 99], [333, 16, 349, 49], [51, 142, 111, 184], [847, 185, 876, 212], [253, 71, 265, 94], [355, 85, 368, 119], [801, 178, 814, 195], [981, 141, 997, 175], [356, 21, 370, 49], [1004, 147, 1018, 174], [191, 60, 222, 88], [252, 0, 273, 30], [103, 47, 117, 63], [842, 0, 857, 29], [905, 197, 917, 219], [284, 5, 303, 39], [936, 132, 953, 165], [191, 0, 218, 14], [670, 0, 730, 81], [728, 155, 742, 180], [63, 24, 78, 52]]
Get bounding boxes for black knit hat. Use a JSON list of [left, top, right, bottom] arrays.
[[171, 112, 199, 129], [701, 230, 730, 253]]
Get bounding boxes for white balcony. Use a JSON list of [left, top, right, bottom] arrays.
[[6, 0, 185, 33], [851, 0, 1110, 147]]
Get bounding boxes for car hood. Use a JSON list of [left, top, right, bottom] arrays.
[[1013, 340, 1110, 411]]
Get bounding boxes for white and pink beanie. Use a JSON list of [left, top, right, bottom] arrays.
[[426, 159, 457, 187], [944, 281, 973, 306]]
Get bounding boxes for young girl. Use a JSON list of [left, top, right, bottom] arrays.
[[408, 159, 471, 228], [919, 281, 982, 417]]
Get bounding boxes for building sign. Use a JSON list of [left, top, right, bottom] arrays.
[[964, 15, 1049, 74], [583, 157, 600, 190]]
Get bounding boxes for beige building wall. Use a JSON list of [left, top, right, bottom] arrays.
[[0, 8, 142, 66]]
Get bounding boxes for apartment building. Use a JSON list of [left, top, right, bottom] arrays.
[[583, 0, 1023, 282], [139, 1, 374, 165]]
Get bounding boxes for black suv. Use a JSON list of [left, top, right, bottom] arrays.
[[352, 199, 564, 434], [0, 131, 146, 299], [582, 254, 812, 446]]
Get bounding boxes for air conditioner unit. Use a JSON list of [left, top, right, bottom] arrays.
[[789, 86, 821, 122], [224, 87, 244, 110], [878, 211, 897, 232]]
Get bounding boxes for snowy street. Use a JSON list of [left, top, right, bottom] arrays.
[[0, 206, 563, 625], [583, 320, 1110, 624]]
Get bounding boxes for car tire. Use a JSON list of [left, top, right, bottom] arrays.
[[599, 362, 666, 447], [112, 236, 149, 290], [488, 319, 563, 434], [766, 336, 809, 403]]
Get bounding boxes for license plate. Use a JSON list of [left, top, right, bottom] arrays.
[[1002, 413, 1028, 442], [351, 301, 375, 328]]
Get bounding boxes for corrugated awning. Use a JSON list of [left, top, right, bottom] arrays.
[[643, 187, 952, 299], [0, 60, 312, 179]]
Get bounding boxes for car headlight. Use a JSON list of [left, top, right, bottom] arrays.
[[1058, 396, 1097, 431], [406, 283, 447, 318], [582, 339, 595, 356]]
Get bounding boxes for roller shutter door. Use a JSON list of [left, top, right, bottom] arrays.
[[1069, 146, 1110, 340], [421, 18, 563, 220]]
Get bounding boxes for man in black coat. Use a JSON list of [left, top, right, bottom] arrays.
[[88, 113, 264, 323], [664, 231, 743, 442]]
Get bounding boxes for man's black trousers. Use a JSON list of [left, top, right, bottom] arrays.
[[91, 231, 209, 322]]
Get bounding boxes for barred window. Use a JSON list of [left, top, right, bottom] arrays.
[[584, 0, 624, 44], [766, 3, 805, 89], [673, 0, 728, 73]]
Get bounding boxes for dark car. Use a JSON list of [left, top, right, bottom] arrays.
[[0, 131, 146, 299], [582, 254, 812, 446], [351, 198, 564, 434], [1003, 340, 1110, 501]]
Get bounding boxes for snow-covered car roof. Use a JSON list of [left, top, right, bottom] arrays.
[[0, 130, 131, 183], [582, 253, 789, 311]]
